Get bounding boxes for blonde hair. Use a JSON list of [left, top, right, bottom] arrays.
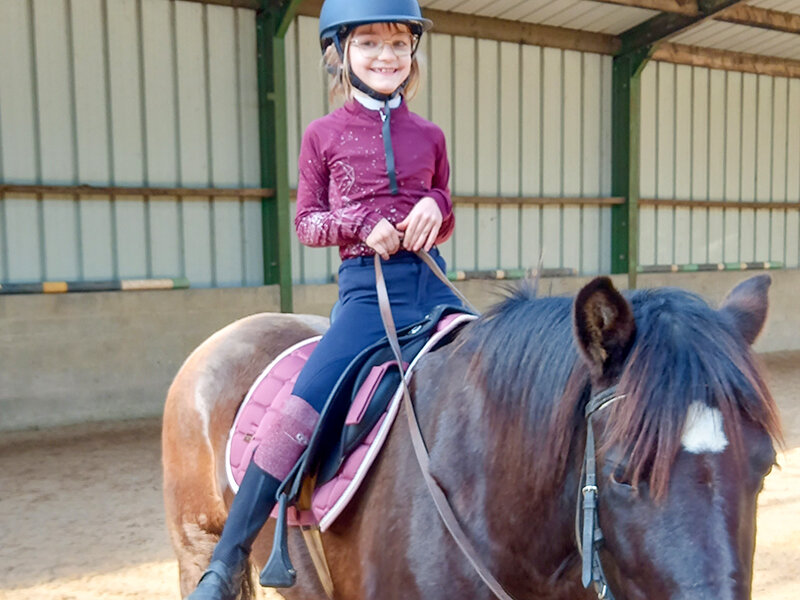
[[323, 24, 423, 105]]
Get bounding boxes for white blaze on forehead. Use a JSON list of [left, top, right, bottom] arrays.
[[681, 401, 728, 454]]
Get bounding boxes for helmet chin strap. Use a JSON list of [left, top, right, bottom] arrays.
[[348, 70, 406, 102]]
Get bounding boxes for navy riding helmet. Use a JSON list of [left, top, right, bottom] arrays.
[[318, 0, 433, 58]]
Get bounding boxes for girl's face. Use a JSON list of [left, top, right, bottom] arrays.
[[347, 23, 413, 96]]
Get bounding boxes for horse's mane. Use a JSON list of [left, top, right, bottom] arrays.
[[462, 281, 782, 500]]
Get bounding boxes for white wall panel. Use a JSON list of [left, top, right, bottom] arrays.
[[429, 33, 454, 267], [771, 78, 788, 263], [0, 0, 262, 288], [499, 42, 521, 269], [208, 5, 244, 286], [639, 60, 800, 269], [476, 39, 499, 271], [238, 8, 263, 285], [106, 0, 147, 278], [598, 57, 613, 275], [707, 69, 726, 263], [142, 0, 180, 279], [562, 50, 582, 271], [755, 75, 772, 260], [73, 0, 114, 280], [690, 67, 709, 264], [0, 0, 42, 282], [582, 53, 602, 275], [740, 73, 758, 261], [673, 65, 692, 265], [541, 47, 563, 269], [639, 63, 657, 266], [519, 44, 542, 270], [6, 4, 797, 288], [787, 80, 800, 268], [177, 1, 213, 287], [723, 71, 742, 263], [656, 62, 675, 266], [452, 36, 478, 270], [35, 0, 80, 280]]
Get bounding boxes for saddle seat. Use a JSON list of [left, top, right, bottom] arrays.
[[226, 304, 477, 531]]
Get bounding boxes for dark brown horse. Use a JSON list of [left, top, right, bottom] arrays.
[[163, 275, 781, 599]]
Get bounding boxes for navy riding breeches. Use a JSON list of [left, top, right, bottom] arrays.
[[291, 248, 460, 413]]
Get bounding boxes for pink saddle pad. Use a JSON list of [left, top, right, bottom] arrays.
[[225, 312, 477, 531]]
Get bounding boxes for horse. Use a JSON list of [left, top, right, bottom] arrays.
[[162, 274, 781, 600]]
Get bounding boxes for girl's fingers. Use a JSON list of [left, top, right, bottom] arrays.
[[405, 214, 429, 250], [423, 224, 439, 251], [402, 218, 419, 249]]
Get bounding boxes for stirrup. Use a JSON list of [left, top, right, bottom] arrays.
[[259, 493, 297, 588]]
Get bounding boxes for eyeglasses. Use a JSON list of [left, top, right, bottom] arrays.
[[349, 35, 415, 58]]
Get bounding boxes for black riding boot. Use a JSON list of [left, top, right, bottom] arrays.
[[187, 461, 281, 600]]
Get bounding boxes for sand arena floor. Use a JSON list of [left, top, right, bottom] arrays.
[[0, 351, 798, 600]]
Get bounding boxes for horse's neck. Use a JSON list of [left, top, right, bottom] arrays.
[[421, 375, 583, 593]]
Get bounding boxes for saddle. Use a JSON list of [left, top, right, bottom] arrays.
[[309, 303, 470, 487], [227, 304, 472, 506], [225, 304, 476, 587]]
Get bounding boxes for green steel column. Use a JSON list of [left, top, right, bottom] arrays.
[[611, 48, 650, 289], [257, 1, 301, 313]]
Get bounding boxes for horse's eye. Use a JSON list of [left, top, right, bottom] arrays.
[[610, 468, 634, 489]]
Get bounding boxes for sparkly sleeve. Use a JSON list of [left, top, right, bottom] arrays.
[[429, 129, 454, 244], [294, 128, 383, 247]]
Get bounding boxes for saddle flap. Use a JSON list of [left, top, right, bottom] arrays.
[[311, 305, 468, 485], [345, 361, 406, 426]]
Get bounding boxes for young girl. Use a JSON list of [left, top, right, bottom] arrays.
[[188, 1, 460, 598]]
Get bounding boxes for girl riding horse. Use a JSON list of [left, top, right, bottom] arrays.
[[186, 1, 462, 598]]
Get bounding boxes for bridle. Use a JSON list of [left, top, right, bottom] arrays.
[[577, 385, 626, 600], [375, 251, 624, 600]]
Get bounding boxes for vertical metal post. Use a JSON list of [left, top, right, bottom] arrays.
[[257, 1, 300, 313], [611, 48, 650, 289]]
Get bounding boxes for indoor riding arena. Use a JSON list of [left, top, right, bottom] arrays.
[[1, 0, 799, 599]]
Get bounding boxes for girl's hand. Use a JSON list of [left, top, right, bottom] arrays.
[[366, 218, 403, 260], [396, 197, 442, 252]]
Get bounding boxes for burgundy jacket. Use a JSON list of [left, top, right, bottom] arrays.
[[295, 99, 454, 259]]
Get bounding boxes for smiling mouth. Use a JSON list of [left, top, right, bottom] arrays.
[[371, 68, 398, 74]]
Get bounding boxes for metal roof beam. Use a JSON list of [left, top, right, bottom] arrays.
[[593, 0, 800, 35], [653, 42, 800, 78], [423, 9, 620, 54], [588, 0, 698, 16], [716, 5, 800, 35], [618, 0, 745, 55], [180, 0, 261, 9]]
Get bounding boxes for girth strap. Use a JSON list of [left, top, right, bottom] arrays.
[[373, 252, 516, 600]]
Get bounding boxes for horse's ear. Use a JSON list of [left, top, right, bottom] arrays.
[[573, 277, 636, 383], [719, 274, 771, 345]]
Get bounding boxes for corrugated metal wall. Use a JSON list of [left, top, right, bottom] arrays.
[[286, 15, 615, 283], [639, 61, 800, 268], [3, 4, 798, 288], [0, 0, 263, 287]]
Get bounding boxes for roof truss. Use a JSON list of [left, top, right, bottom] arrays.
[[617, 0, 746, 55], [258, 0, 800, 80], [594, 0, 800, 35]]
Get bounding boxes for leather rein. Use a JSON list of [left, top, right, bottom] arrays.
[[576, 387, 625, 600], [373, 250, 621, 600]]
